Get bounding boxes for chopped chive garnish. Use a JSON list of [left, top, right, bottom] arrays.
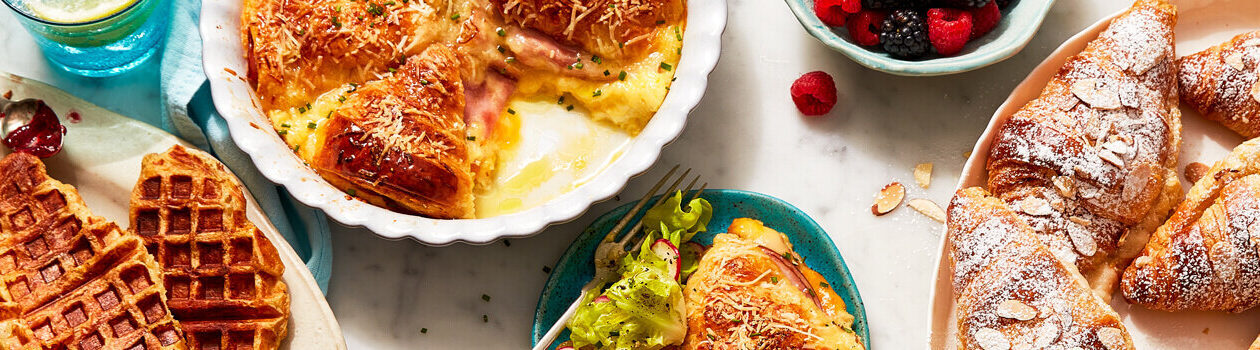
[[277, 130, 288, 136], [618, 71, 627, 81], [338, 95, 347, 102], [280, 123, 291, 128], [388, 67, 397, 72], [771, 276, 779, 283], [420, 328, 428, 334], [367, 3, 384, 16], [659, 62, 673, 71], [591, 55, 601, 64], [496, 27, 506, 36], [603, 70, 611, 76], [467, 136, 477, 141], [566, 105, 574, 111], [450, 13, 460, 20], [347, 189, 357, 196], [420, 79, 430, 85], [557, 96, 565, 104], [307, 122, 317, 129], [505, 57, 516, 64], [507, 108, 516, 115], [592, 90, 602, 97], [482, 315, 488, 323], [542, 266, 552, 273], [481, 294, 491, 302]]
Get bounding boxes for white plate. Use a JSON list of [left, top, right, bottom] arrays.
[[198, 0, 727, 245], [927, 0, 1260, 348], [0, 74, 347, 349]]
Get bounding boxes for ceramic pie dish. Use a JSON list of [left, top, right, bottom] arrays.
[[199, 0, 727, 245], [927, 0, 1260, 347]]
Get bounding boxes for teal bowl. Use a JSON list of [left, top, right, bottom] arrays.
[[785, 0, 1057, 76], [531, 189, 869, 349]]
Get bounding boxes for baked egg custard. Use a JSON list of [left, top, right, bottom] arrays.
[[242, 0, 686, 218]]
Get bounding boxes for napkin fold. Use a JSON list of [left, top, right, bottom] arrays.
[[156, 0, 332, 292]]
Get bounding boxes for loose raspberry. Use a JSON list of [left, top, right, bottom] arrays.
[[846, 10, 885, 46], [814, 0, 847, 27], [926, 8, 973, 57], [968, 1, 1001, 39], [791, 71, 838, 116]]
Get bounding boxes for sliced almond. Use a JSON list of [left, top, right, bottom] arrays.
[[1184, 162, 1210, 183], [1097, 327, 1127, 350], [914, 163, 933, 189], [974, 328, 1010, 350], [1033, 323, 1062, 348], [1068, 228, 1098, 257], [1102, 140, 1130, 155], [1225, 52, 1247, 71], [872, 182, 905, 216], [996, 300, 1037, 321], [1016, 197, 1053, 217], [1134, 256, 1153, 266], [908, 199, 946, 223], [1052, 176, 1076, 198], [1129, 47, 1165, 75], [1072, 79, 1122, 110], [1251, 82, 1260, 104], [1068, 216, 1092, 227], [1241, 38, 1260, 48], [1099, 149, 1125, 168]]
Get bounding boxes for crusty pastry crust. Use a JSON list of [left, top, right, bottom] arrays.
[[1122, 138, 1260, 312], [491, 0, 685, 59], [683, 219, 862, 350], [1179, 31, 1260, 138], [129, 145, 290, 349], [948, 187, 1134, 350], [310, 45, 476, 219], [985, 0, 1181, 298]]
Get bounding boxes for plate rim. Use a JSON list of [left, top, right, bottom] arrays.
[[198, 0, 729, 245], [530, 189, 871, 349]]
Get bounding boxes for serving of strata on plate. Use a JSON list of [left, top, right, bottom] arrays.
[[944, 0, 1260, 349], [0, 145, 291, 349], [240, 0, 687, 219]]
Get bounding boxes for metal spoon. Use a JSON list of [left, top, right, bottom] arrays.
[[0, 97, 44, 136]]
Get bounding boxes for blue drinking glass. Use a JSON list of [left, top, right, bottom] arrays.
[[3, 0, 171, 77]]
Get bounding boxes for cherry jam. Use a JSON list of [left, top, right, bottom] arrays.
[[3, 100, 66, 158]]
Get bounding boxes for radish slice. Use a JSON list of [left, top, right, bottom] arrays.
[[651, 239, 681, 281], [759, 246, 824, 310], [557, 345, 576, 350], [592, 295, 611, 304]]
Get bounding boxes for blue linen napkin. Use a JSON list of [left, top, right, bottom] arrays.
[[155, 0, 332, 292]]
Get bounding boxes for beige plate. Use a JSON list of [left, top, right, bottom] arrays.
[[927, 0, 1260, 348], [0, 74, 347, 349]]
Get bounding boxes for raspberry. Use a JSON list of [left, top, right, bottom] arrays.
[[814, 0, 847, 26], [968, 0, 1000, 39], [847, 10, 885, 46], [926, 8, 972, 56], [791, 71, 838, 116], [841, 0, 862, 13]]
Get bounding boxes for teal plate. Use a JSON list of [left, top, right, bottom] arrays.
[[531, 189, 869, 349], [783, 0, 1057, 76]]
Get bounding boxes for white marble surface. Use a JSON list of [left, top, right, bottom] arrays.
[[0, 1, 1135, 348]]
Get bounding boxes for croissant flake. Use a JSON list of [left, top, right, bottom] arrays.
[[996, 299, 1036, 321], [974, 328, 1010, 350]]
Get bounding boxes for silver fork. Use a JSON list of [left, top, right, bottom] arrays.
[[533, 165, 707, 350]]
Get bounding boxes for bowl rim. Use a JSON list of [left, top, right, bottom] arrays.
[[198, 0, 728, 245], [782, 0, 1058, 76]]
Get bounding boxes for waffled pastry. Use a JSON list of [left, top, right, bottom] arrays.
[[1178, 31, 1260, 138], [949, 187, 1134, 350], [1122, 138, 1260, 312], [985, 0, 1181, 297], [0, 152, 186, 350], [128, 145, 289, 349]]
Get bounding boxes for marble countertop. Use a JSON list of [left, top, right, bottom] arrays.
[[0, 0, 1134, 348]]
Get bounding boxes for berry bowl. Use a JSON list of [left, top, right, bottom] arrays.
[[784, 0, 1057, 76]]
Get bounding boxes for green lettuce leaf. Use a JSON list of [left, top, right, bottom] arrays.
[[643, 192, 712, 242], [567, 239, 686, 350]]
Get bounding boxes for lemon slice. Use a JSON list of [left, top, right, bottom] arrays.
[[25, 0, 137, 23]]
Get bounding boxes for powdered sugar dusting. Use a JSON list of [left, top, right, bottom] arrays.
[[1178, 30, 1260, 138]]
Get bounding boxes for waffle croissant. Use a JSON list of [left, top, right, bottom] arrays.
[[0, 152, 187, 350], [1121, 138, 1260, 312], [128, 145, 289, 349], [1178, 31, 1260, 138], [948, 187, 1134, 350], [985, 0, 1181, 298]]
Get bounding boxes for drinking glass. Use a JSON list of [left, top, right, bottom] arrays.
[[3, 0, 170, 77]]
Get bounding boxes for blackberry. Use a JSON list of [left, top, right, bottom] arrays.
[[995, 0, 1015, 9], [936, 0, 991, 8], [861, 0, 931, 9], [879, 9, 931, 59]]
